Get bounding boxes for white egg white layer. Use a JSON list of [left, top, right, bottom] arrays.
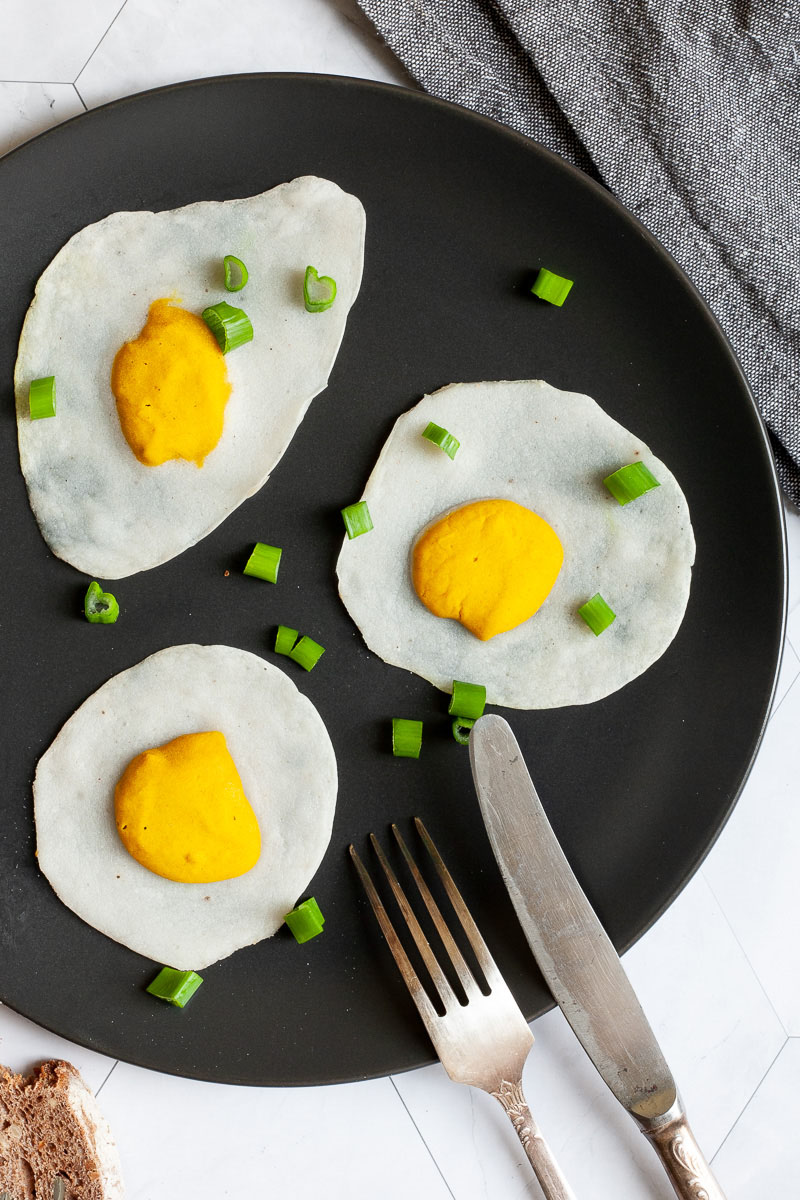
[[33, 645, 337, 969], [16, 176, 365, 578], [336, 380, 695, 709]]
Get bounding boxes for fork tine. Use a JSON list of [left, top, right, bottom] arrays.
[[391, 823, 480, 999], [414, 817, 502, 987], [368, 834, 461, 1010], [348, 844, 440, 1026]]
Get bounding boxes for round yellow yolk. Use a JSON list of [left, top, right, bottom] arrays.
[[111, 298, 231, 467], [412, 498, 564, 641], [114, 731, 261, 884]]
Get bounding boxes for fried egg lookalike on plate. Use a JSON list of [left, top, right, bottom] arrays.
[[33, 645, 337, 969], [336, 380, 695, 709], [15, 176, 365, 579]]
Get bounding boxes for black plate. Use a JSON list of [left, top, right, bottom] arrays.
[[0, 74, 785, 1086]]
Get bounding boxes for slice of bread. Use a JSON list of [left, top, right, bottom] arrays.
[[0, 1059, 124, 1199]]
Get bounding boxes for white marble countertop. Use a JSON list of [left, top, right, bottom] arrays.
[[2, 4, 798, 1197]]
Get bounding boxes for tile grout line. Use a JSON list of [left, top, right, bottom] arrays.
[[709, 1035, 788, 1166], [0, 79, 80, 86], [93, 1057, 121, 1097], [699, 867, 790, 1039], [390, 1076, 457, 1199], [768, 636, 800, 720], [72, 0, 130, 88]]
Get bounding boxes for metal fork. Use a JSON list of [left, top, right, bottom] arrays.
[[350, 819, 576, 1200]]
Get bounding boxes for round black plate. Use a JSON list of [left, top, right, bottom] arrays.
[[0, 75, 785, 1086]]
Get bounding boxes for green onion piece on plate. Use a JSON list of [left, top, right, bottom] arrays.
[[303, 265, 337, 313], [289, 635, 325, 671], [243, 542, 282, 583], [223, 254, 248, 292], [578, 593, 616, 636], [284, 897, 325, 944], [530, 267, 573, 307], [451, 717, 475, 746], [603, 461, 660, 506], [29, 375, 56, 420], [146, 967, 203, 1007], [392, 718, 423, 758], [448, 679, 486, 720], [341, 500, 373, 539], [84, 581, 119, 625], [275, 625, 299, 655], [201, 301, 253, 353], [422, 421, 460, 460]]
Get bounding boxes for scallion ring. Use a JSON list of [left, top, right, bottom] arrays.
[[84, 581, 119, 625], [243, 542, 282, 584], [422, 421, 460, 460], [223, 254, 249, 292], [530, 267, 573, 307], [448, 679, 486, 720], [284, 897, 325, 944], [289, 635, 325, 671], [578, 593, 616, 636], [392, 718, 423, 758], [146, 967, 203, 1007], [603, 461, 660, 506], [29, 375, 56, 420], [341, 501, 373, 539], [303, 265, 337, 313], [201, 301, 253, 353], [451, 717, 475, 746], [275, 625, 299, 655]]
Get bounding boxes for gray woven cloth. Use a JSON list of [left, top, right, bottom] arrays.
[[357, 0, 800, 502]]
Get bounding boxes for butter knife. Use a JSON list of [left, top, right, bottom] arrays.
[[469, 713, 726, 1200]]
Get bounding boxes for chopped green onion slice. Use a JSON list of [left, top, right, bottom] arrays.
[[84, 580, 119, 624], [341, 500, 373, 539], [29, 376, 56, 420], [531, 267, 574, 307], [201, 301, 253, 353], [578, 593, 616, 636], [603, 461, 660, 506], [303, 265, 337, 313], [243, 542, 282, 583], [284, 897, 325, 944], [289, 635, 325, 671], [422, 421, 460, 460], [223, 254, 248, 292], [451, 717, 475, 746], [392, 718, 423, 758], [275, 625, 299, 655], [448, 679, 486, 720], [146, 967, 203, 1007]]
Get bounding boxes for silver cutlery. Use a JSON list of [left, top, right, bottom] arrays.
[[470, 713, 726, 1200], [350, 820, 576, 1200]]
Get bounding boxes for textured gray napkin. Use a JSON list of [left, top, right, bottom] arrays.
[[357, 0, 800, 503]]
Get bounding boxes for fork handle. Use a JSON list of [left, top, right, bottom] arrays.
[[492, 1080, 577, 1200]]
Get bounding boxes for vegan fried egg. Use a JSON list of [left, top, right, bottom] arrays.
[[336, 380, 695, 709], [33, 645, 337, 969], [15, 176, 365, 578]]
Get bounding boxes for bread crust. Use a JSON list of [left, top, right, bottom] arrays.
[[0, 1060, 124, 1199]]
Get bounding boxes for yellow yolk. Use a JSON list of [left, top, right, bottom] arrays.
[[111, 298, 231, 467], [114, 731, 261, 883], [412, 498, 564, 640]]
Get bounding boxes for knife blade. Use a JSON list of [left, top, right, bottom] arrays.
[[469, 713, 726, 1200]]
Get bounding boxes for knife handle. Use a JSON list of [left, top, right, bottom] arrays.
[[637, 1097, 726, 1200]]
